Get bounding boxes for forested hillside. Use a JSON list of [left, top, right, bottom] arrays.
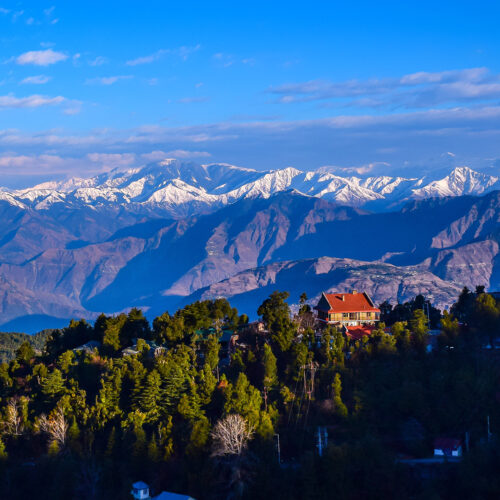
[[0, 289, 498, 499]]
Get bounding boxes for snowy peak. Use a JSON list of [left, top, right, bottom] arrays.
[[412, 166, 499, 199], [2, 160, 500, 216]]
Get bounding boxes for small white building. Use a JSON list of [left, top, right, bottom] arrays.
[[131, 481, 196, 500], [433, 437, 463, 457], [131, 481, 150, 500]]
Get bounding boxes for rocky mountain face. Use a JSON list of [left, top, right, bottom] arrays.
[[185, 257, 464, 317], [2, 160, 499, 217], [0, 180, 498, 332]]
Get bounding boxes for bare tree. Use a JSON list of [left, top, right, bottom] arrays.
[[211, 414, 254, 457], [38, 406, 69, 448], [2, 397, 26, 436]]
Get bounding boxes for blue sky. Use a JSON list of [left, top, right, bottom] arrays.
[[1, 1, 500, 186]]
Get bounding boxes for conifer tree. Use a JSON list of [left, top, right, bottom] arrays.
[[140, 369, 161, 422], [0, 437, 7, 460], [68, 417, 81, 455], [332, 373, 348, 418], [205, 334, 220, 372], [224, 372, 262, 427], [198, 363, 217, 405], [187, 415, 210, 455], [262, 343, 278, 392], [41, 369, 65, 399], [147, 434, 161, 462], [105, 426, 117, 457]]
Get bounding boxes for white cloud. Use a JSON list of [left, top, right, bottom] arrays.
[[0, 153, 66, 170], [16, 49, 68, 66], [0, 94, 65, 108], [85, 75, 133, 85], [20, 75, 51, 85], [88, 56, 108, 66], [269, 67, 500, 109], [87, 152, 137, 167], [213, 52, 234, 67], [177, 96, 209, 104], [0, 7, 10, 14], [141, 150, 211, 161], [126, 45, 200, 66]]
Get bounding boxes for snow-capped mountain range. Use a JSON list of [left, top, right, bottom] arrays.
[[2, 160, 499, 217]]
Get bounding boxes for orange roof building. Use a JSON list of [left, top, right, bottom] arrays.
[[314, 290, 380, 326]]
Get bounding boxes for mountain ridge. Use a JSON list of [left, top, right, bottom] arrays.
[[2, 161, 499, 218], [0, 188, 498, 332]]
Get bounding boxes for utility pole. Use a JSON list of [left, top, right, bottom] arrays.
[[316, 426, 328, 456], [487, 415, 492, 443], [274, 433, 281, 464]]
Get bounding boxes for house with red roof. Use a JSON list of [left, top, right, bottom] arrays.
[[433, 438, 463, 458], [314, 290, 380, 327]]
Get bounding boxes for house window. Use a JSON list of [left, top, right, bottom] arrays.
[[366, 312, 371, 318], [342, 313, 349, 319], [349, 313, 357, 320]]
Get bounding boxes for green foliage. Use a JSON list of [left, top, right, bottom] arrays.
[[0, 330, 49, 364], [224, 372, 262, 427], [332, 373, 348, 419], [262, 343, 278, 391], [0, 291, 498, 499], [41, 369, 65, 399], [102, 315, 126, 354], [258, 291, 296, 352]]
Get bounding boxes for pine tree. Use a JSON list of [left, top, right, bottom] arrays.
[[105, 426, 117, 457], [332, 373, 348, 418], [186, 415, 210, 456], [205, 334, 220, 371], [68, 418, 81, 455], [147, 434, 161, 462], [41, 369, 65, 399], [224, 372, 262, 427], [16, 341, 35, 364], [158, 417, 174, 460], [140, 369, 161, 421], [102, 316, 125, 353], [0, 437, 7, 460], [48, 439, 60, 456], [262, 344, 278, 391], [133, 425, 147, 458], [256, 411, 274, 440], [198, 363, 217, 405]]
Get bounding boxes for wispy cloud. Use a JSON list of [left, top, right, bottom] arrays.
[[0, 94, 65, 109], [88, 56, 108, 66], [213, 52, 234, 67], [20, 75, 51, 85], [269, 67, 500, 109], [141, 149, 211, 161], [85, 75, 133, 85], [126, 45, 200, 66], [1, 104, 500, 180], [16, 49, 68, 66], [87, 152, 137, 167], [177, 96, 209, 104]]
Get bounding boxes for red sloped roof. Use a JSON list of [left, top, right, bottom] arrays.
[[345, 325, 375, 340], [434, 438, 462, 450], [323, 292, 380, 313]]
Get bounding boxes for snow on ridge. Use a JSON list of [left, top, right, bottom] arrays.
[[1, 162, 498, 215]]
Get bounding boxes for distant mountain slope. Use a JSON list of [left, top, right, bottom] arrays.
[[183, 257, 463, 315], [1, 160, 498, 217], [0, 187, 498, 332]]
